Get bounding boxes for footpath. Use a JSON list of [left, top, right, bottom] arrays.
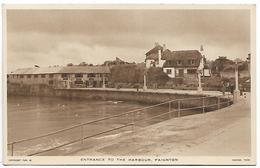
[[74, 87, 224, 96], [69, 94, 251, 156]]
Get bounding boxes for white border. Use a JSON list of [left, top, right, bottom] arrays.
[[0, 1, 259, 168]]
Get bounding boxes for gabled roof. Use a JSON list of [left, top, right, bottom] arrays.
[[165, 50, 202, 60], [145, 45, 163, 56], [162, 49, 172, 59], [146, 53, 159, 60], [59, 66, 110, 74], [146, 49, 172, 61], [10, 66, 63, 74], [163, 50, 202, 68], [10, 66, 110, 74]]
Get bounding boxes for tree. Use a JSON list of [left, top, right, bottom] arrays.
[[147, 67, 169, 87], [110, 64, 145, 84], [211, 57, 234, 74], [79, 62, 87, 66]]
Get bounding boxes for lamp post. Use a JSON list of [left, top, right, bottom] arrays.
[[143, 59, 148, 91], [143, 68, 147, 91], [197, 70, 202, 92], [233, 59, 240, 103], [198, 45, 204, 92], [247, 53, 251, 77]]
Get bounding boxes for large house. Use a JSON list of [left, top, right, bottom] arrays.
[[145, 43, 210, 85], [8, 65, 110, 89], [163, 50, 204, 78]]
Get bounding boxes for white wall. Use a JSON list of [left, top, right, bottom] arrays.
[[158, 60, 165, 67], [163, 67, 175, 78], [203, 69, 211, 77], [145, 59, 153, 68]]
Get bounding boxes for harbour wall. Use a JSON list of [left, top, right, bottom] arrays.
[[7, 83, 230, 109]]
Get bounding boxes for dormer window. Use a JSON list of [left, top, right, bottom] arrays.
[[188, 59, 195, 65], [75, 73, 83, 78], [177, 60, 182, 65]]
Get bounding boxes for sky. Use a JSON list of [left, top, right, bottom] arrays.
[[6, 9, 251, 72]]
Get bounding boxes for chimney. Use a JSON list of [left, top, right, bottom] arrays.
[[200, 45, 204, 52], [158, 49, 162, 67], [154, 42, 159, 47], [163, 44, 166, 51]]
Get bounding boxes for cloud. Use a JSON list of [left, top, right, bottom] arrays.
[[6, 9, 251, 72]]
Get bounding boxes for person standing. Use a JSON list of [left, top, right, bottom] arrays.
[[222, 83, 226, 95]]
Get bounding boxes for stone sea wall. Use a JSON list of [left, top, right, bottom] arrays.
[[7, 83, 230, 110]]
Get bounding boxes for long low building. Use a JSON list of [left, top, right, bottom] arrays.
[[7, 65, 111, 89]]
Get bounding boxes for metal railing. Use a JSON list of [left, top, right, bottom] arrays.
[[8, 93, 233, 156]]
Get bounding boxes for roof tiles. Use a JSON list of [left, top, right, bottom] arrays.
[[10, 66, 110, 74]]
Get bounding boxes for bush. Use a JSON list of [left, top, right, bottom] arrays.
[[147, 67, 169, 87], [110, 64, 145, 84]]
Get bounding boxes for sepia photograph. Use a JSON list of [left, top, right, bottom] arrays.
[[2, 4, 256, 165]]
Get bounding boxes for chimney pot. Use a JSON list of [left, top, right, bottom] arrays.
[[163, 44, 166, 51], [154, 42, 159, 47]]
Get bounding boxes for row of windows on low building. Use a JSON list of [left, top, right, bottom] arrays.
[[165, 69, 197, 74], [167, 59, 196, 66], [8, 73, 109, 79]]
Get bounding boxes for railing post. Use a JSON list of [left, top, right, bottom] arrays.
[[227, 94, 230, 106], [132, 113, 134, 132], [11, 143, 14, 156], [81, 125, 84, 145], [202, 97, 205, 113], [217, 97, 220, 109], [169, 101, 172, 118], [178, 100, 181, 117]]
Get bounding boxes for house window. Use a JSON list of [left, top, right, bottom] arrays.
[[27, 75, 31, 78], [75, 73, 83, 78], [187, 69, 197, 74], [34, 74, 38, 78], [88, 73, 95, 77], [166, 69, 172, 74], [41, 74, 46, 78], [20, 75, 24, 78], [102, 74, 108, 78], [75, 80, 83, 84], [177, 60, 182, 65], [49, 80, 54, 85], [188, 60, 195, 65], [61, 74, 68, 80], [178, 69, 184, 77], [151, 61, 156, 67], [49, 74, 54, 78], [61, 74, 68, 78]]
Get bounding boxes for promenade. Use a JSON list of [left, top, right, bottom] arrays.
[[73, 87, 224, 96], [71, 93, 251, 156]]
